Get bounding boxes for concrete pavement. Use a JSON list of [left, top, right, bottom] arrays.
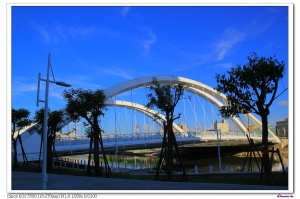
[[10, 171, 288, 192]]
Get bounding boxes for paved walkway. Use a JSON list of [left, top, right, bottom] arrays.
[[10, 171, 288, 192]]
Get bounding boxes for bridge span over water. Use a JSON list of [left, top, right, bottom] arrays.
[[15, 75, 282, 161], [16, 131, 280, 161]]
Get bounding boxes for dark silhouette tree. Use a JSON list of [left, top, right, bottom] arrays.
[[215, 52, 285, 175], [82, 121, 94, 176], [34, 108, 64, 171], [146, 77, 187, 181], [11, 108, 32, 167], [63, 88, 111, 177], [33, 108, 45, 169]]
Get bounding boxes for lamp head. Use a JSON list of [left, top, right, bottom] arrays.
[[55, 81, 72, 87]]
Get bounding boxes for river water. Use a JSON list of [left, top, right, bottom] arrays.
[[58, 149, 288, 173]]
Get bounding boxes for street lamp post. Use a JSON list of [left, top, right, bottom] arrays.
[[36, 53, 71, 190], [114, 97, 118, 172], [216, 121, 222, 172], [208, 120, 222, 172]]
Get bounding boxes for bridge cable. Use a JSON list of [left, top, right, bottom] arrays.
[[196, 94, 213, 131], [186, 91, 203, 133], [125, 106, 128, 135], [190, 89, 204, 132], [183, 92, 192, 132], [131, 90, 134, 135]]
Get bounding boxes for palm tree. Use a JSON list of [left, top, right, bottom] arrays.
[[11, 108, 32, 167]]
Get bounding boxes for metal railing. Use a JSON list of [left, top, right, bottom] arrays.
[[54, 131, 270, 147]]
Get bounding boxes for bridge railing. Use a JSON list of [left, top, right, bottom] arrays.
[[55, 131, 265, 147], [55, 132, 203, 146]]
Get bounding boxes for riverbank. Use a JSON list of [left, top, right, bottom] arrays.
[[233, 144, 288, 158]]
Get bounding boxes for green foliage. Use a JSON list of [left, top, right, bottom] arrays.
[[33, 108, 64, 136], [48, 110, 64, 136], [215, 52, 285, 118], [33, 108, 46, 135], [146, 77, 184, 121], [215, 52, 286, 175], [146, 77, 187, 181], [12, 108, 32, 136], [63, 88, 107, 126], [63, 88, 110, 177], [11, 108, 32, 167]]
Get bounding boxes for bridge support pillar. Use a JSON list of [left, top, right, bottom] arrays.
[[225, 166, 228, 172], [194, 165, 198, 174], [209, 166, 212, 173]]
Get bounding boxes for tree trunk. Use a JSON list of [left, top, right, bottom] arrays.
[[261, 113, 271, 175], [87, 135, 93, 176], [38, 131, 43, 170], [166, 121, 173, 181], [18, 135, 29, 166], [12, 139, 18, 168], [171, 132, 188, 181], [155, 123, 166, 180], [93, 128, 101, 176], [98, 132, 111, 177]]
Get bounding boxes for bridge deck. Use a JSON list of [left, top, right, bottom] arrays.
[[16, 132, 280, 161]]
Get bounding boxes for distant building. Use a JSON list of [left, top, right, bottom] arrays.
[[245, 124, 272, 131], [214, 119, 230, 133], [245, 125, 259, 131], [178, 122, 187, 133], [276, 118, 288, 137]]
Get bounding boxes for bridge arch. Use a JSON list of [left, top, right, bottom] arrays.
[[106, 100, 186, 135], [104, 75, 280, 143], [20, 76, 279, 143]]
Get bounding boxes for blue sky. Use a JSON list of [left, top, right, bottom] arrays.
[[10, 5, 291, 133]]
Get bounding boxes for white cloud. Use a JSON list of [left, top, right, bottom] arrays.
[[122, 7, 131, 17], [103, 67, 134, 80], [37, 26, 51, 44], [49, 90, 65, 100], [215, 62, 234, 69], [33, 23, 119, 45], [12, 82, 38, 95], [213, 28, 247, 61], [278, 100, 288, 106], [142, 29, 157, 53], [62, 74, 103, 90]]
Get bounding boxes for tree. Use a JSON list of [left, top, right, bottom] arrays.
[[34, 108, 65, 171], [215, 52, 285, 175], [11, 108, 32, 167], [146, 77, 187, 181], [82, 121, 95, 176], [63, 88, 111, 177]]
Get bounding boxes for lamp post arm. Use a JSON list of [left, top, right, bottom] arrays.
[[37, 73, 41, 107]]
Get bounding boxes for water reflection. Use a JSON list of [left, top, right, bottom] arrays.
[[59, 152, 288, 173]]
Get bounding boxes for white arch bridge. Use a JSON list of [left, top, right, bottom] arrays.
[[16, 75, 281, 161]]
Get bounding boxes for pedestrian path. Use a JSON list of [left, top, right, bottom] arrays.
[[10, 171, 288, 192]]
